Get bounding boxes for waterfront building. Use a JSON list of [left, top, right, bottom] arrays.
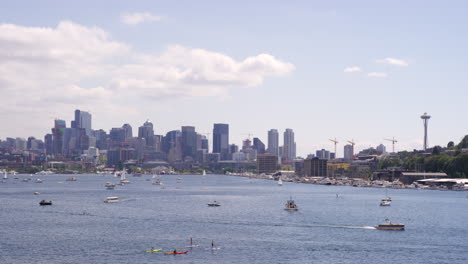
[[213, 123, 229, 160], [253, 137, 266, 154], [232, 151, 247, 162], [257, 154, 278, 174], [344, 144, 354, 161], [283, 129, 296, 162], [294, 159, 305, 175], [205, 153, 221, 163], [267, 129, 279, 156], [303, 158, 328, 177]]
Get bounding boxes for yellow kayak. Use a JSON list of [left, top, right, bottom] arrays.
[[145, 249, 162, 253]]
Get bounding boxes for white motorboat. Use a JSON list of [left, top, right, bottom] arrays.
[[380, 199, 391, 206], [104, 196, 119, 203], [105, 182, 115, 190], [36, 178, 43, 183]]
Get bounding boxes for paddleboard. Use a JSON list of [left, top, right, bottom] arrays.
[[145, 249, 162, 253]]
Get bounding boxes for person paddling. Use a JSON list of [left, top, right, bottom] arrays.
[[173, 249, 177, 254]]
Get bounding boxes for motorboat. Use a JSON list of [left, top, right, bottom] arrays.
[[152, 180, 161, 185], [207, 201, 221, 206], [105, 182, 115, 190], [375, 219, 405, 230], [36, 178, 43, 183], [380, 200, 391, 206], [104, 196, 119, 203], [66, 177, 77, 181], [284, 197, 298, 211], [39, 200, 52, 206], [34, 192, 40, 195]]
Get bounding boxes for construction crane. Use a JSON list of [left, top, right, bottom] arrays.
[[329, 138, 338, 159], [384, 137, 398, 153], [347, 139, 356, 147]]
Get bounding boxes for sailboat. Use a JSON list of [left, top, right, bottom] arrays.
[[3, 171, 8, 180], [278, 178, 283, 186], [202, 170, 206, 176], [120, 170, 130, 184]]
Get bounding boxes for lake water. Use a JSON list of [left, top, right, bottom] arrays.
[[1, 174, 467, 264]]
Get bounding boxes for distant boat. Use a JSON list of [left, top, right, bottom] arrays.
[[375, 219, 404, 231], [152, 180, 161, 185], [284, 197, 298, 211], [66, 177, 77, 182], [39, 200, 52, 206], [278, 178, 283, 186], [36, 178, 43, 183], [34, 192, 40, 195], [105, 182, 115, 190], [3, 171, 8, 180], [145, 248, 162, 253], [380, 200, 391, 206], [120, 170, 130, 184], [202, 170, 206, 176], [208, 201, 221, 207], [104, 196, 119, 203]]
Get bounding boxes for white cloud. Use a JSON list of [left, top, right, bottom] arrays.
[[0, 21, 294, 137], [376, 57, 409, 67], [343, 66, 361, 73], [367, 72, 387, 77], [121, 12, 162, 25]]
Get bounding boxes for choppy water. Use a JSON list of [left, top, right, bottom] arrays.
[[1, 174, 467, 264]]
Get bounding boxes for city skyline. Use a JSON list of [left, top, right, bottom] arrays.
[[1, 1, 468, 156]]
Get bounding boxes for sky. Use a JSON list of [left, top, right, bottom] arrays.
[[1, 0, 467, 157]]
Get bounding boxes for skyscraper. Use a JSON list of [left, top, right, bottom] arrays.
[[267, 129, 279, 156], [283, 128, 296, 161], [253, 137, 266, 154], [213, 123, 229, 160], [181, 126, 197, 161], [344, 144, 354, 161], [52, 119, 66, 155], [73, 109, 92, 136], [122, 124, 133, 139], [138, 120, 155, 147]]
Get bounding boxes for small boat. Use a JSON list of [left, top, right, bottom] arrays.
[[145, 248, 162, 253], [39, 200, 52, 206], [207, 201, 221, 207], [34, 192, 40, 195], [164, 250, 188, 255], [66, 177, 77, 181], [152, 180, 161, 185], [278, 178, 283, 186], [105, 182, 115, 189], [202, 170, 206, 176], [380, 200, 391, 206], [284, 197, 298, 211], [3, 171, 8, 180], [36, 178, 43, 183], [375, 219, 405, 231], [104, 196, 119, 203]]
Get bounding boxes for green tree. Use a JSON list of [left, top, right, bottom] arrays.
[[447, 141, 455, 148], [457, 135, 468, 149]]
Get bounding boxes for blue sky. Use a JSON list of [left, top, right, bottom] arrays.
[[1, 0, 467, 156]]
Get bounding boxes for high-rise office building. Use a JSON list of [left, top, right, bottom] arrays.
[[110, 128, 126, 144], [44, 134, 53, 155], [304, 158, 327, 176], [344, 144, 354, 161], [213, 123, 229, 160], [52, 119, 66, 155], [267, 129, 279, 156], [316, 149, 330, 160], [181, 126, 197, 161], [283, 128, 296, 161], [73, 109, 92, 136], [122, 124, 133, 139], [257, 154, 278, 174], [138, 120, 155, 147], [253, 137, 266, 154]]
